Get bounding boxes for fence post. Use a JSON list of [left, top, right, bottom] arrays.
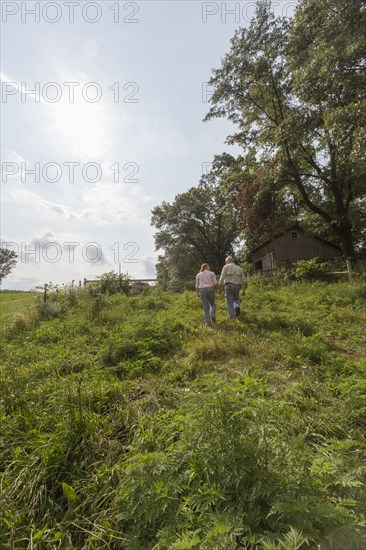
[[346, 258, 353, 282], [43, 283, 48, 303]]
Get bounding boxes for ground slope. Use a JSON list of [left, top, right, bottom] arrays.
[[1, 280, 366, 549]]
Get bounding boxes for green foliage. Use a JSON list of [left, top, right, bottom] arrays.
[[0, 291, 38, 332], [205, 0, 366, 258], [94, 271, 131, 296], [100, 320, 179, 372], [117, 374, 364, 548], [260, 527, 308, 550], [293, 258, 329, 281], [1, 281, 366, 548], [249, 269, 295, 289], [0, 248, 18, 282], [152, 160, 242, 288]]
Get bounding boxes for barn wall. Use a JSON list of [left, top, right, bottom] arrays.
[[262, 253, 274, 275], [274, 231, 341, 262], [252, 230, 341, 273], [251, 241, 274, 263]]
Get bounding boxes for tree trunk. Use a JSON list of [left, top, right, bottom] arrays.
[[333, 220, 356, 260]]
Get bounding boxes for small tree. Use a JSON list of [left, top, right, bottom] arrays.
[[293, 258, 329, 281], [151, 158, 242, 287], [0, 248, 18, 283], [95, 271, 131, 296]]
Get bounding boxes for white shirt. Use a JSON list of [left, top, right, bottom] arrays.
[[196, 270, 217, 289]]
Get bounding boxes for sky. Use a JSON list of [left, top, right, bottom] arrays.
[[1, 0, 298, 290]]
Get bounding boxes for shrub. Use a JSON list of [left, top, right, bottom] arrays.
[[95, 271, 131, 296], [248, 269, 294, 290], [293, 258, 329, 281]]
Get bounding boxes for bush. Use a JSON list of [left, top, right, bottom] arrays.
[[293, 258, 329, 281], [248, 268, 294, 289], [94, 271, 131, 295]]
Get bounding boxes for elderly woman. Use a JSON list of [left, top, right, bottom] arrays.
[[195, 263, 217, 328]]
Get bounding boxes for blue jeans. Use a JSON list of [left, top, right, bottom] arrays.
[[199, 287, 216, 326], [225, 283, 241, 320]]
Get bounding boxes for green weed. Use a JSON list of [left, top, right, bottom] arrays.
[[1, 280, 366, 548]]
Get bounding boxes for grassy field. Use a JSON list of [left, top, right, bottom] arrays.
[[1, 279, 366, 549], [0, 291, 38, 328]]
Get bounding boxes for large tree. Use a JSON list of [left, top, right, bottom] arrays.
[[151, 163, 241, 288], [205, 0, 366, 259], [0, 248, 18, 283], [214, 150, 302, 252]]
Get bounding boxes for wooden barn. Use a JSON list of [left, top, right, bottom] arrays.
[[251, 226, 342, 275]]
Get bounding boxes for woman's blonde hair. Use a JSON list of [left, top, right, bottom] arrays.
[[200, 263, 210, 272]]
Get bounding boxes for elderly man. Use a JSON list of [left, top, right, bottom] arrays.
[[219, 256, 246, 320]]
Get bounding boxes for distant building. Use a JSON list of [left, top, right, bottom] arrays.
[[251, 226, 342, 275]]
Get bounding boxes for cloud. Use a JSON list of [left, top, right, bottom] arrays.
[[2, 230, 108, 266], [0, 274, 40, 291], [7, 177, 156, 227], [1, 148, 27, 164], [79, 182, 155, 226], [1, 71, 45, 104], [82, 38, 98, 58], [10, 190, 76, 221], [112, 114, 193, 162], [1, 149, 29, 184], [140, 256, 157, 277]]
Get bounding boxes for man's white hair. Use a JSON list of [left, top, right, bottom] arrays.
[[225, 256, 234, 264]]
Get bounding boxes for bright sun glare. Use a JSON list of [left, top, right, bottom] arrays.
[[50, 99, 109, 159]]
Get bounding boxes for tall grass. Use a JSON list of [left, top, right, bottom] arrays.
[[1, 282, 366, 548]]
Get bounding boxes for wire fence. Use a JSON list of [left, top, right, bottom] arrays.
[[257, 259, 355, 281], [1, 303, 38, 319], [1, 299, 36, 306], [0, 293, 40, 330]]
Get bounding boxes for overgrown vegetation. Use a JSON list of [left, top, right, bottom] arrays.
[[0, 291, 37, 329], [1, 280, 366, 548], [92, 271, 131, 296]]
